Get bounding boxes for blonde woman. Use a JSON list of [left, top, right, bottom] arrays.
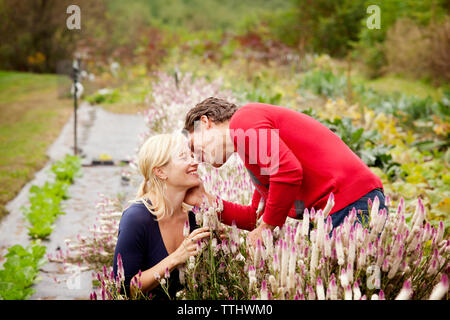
[[112, 133, 210, 299]]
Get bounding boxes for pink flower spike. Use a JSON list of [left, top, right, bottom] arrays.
[[384, 195, 391, 207], [379, 290, 385, 300], [395, 280, 412, 300], [344, 284, 352, 300], [435, 221, 444, 244], [429, 274, 449, 300], [316, 277, 325, 300], [260, 280, 268, 300], [183, 219, 190, 237], [164, 267, 170, 279]]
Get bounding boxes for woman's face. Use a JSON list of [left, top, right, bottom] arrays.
[[163, 144, 201, 189]]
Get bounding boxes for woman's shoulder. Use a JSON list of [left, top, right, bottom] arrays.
[[120, 200, 157, 226]]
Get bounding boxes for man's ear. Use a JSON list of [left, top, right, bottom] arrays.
[[200, 115, 212, 129], [153, 167, 167, 180]]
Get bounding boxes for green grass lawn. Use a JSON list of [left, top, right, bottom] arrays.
[[0, 71, 73, 221], [364, 75, 444, 101]]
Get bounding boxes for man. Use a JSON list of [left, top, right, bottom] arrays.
[[183, 97, 386, 246]]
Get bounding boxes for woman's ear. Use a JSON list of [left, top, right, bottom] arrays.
[[153, 167, 168, 181]]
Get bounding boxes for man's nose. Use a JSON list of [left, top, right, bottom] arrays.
[[190, 153, 200, 165]]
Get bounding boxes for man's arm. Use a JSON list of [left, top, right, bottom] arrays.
[[184, 183, 261, 231], [260, 134, 303, 227], [231, 117, 303, 228], [220, 190, 261, 231]]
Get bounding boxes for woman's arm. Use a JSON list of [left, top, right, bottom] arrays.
[[131, 227, 210, 295]]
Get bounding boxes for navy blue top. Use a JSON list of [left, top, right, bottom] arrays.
[[112, 200, 198, 299]]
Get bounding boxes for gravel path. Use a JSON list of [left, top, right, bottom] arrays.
[[0, 102, 147, 300]]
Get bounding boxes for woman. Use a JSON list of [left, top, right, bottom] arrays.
[[112, 133, 211, 299]]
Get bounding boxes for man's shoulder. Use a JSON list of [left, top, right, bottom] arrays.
[[230, 103, 270, 129]]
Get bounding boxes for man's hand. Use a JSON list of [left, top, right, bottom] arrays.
[[184, 183, 216, 208], [247, 221, 276, 248]]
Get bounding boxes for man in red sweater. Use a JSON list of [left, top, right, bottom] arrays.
[[183, 97, 386, 246]]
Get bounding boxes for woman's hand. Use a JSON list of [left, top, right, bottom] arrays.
[[172, 227, 211, 266]]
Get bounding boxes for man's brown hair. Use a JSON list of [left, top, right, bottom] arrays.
[[184, 97, 238, 132]]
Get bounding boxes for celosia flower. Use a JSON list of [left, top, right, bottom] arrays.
[[316, 209, 325, 249], [179, 266, 185, 285], [348, 232, 355, 266], [302, 209, 310, 237], [324, 233, 332, 258], [411, 198, 425, 230], [288, 245, 297, 291], [353, 281, 361, 300], [325, 216, 333, 235], [183, 219, 190, 237], [344, 285, 352, 300], [340, 268, 349, 288], [388, 246, 404, 279], [254, 239, 262, 263], [322, 193, 335, 217], [422, 222, 431, 242], [310, 241, 319, 279], [281, 240, 289, 288], [347, 262, 354, 284], [335, 234, 345, 266], [428, 274, 448, 300], [260, 280, 269, 300], [435, 221, 444, 244], [165, 267, 170, 279], [316, 277, 325, 300], [329, 277, 338, 300], [395, 280, 412, 300], [248, 265, 257, 288], [370, 196, 380, 225], [117, 253, 124, 282], [307, 285, 315, 300], [269, 275, 277, 292], [427, 259, 438, 276], [263, 228, 274, 257], [357, 247, 366, 270], [385, 195, 391, 207]]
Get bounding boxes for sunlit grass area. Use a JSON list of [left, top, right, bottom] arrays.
[[0, 71, 73, 221]]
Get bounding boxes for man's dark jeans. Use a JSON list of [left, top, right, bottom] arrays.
[[330, 188, 387, 229]]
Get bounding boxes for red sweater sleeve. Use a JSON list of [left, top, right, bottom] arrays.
[[219, 190, 261, 231]]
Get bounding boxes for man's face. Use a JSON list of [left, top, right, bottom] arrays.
[[189, 117, 228, 168]]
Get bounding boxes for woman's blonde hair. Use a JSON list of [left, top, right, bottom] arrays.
[[135, 132, 192, 220]]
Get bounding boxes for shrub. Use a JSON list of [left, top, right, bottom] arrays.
[[300, 69, 347, 98]]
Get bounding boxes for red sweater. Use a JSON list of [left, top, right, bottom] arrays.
[[219, 103, 383, 230]]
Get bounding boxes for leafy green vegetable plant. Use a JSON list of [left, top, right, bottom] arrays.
[[0, 242, 47, 300]]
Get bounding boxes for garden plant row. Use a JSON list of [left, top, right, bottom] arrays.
[[0, 155, 81, 300]]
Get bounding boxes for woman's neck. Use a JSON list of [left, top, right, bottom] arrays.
[[160, 184, 187, 218]]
